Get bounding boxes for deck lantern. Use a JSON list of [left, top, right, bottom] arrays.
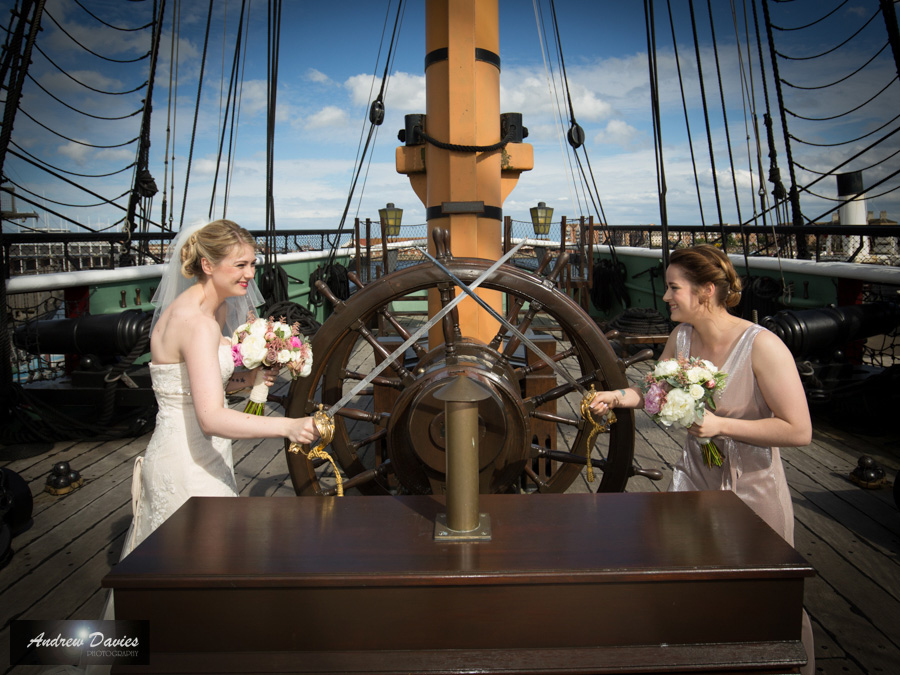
[[530, 201, 553, 238], [379, 202, 403, 237]]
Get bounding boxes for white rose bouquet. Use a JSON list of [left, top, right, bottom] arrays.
[[231, 316, 313, 415], [642, 356, 729, 467]]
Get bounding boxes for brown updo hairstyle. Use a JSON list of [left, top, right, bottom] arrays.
[[668, 244, 742, 308], [180, 220, 256, 279]]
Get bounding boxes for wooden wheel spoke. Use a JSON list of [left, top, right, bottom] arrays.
[[334, 406, 389, 424], [350, 318, 415, 383], [530, 444, 609, 470], [515, 347, 577, 377], [525, 371, 601, 410], [376, 307, 428, 360], [321, 460, 395, 497], [349, 428, 387, 453], [342, 369, 403, 390], [530, 410, 580, 427]]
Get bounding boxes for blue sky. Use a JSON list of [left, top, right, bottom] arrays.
[[3, 0, 898, 233]]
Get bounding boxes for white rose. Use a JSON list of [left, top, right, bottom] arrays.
[[685, 367, 702, 383], [277, 349, 291, 364], [700, 359, 717, 372], [696, 368, 712, 381], [249, 321, 268, 337], [658, 388, 697, 427], [689, 384, 705, 400], [653, 359, 680, 378], [239, 335, 267, 369]]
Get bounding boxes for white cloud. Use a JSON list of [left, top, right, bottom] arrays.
[[304, 106, 350, 130], [56, 141, 93, 164], [305, 68, 333, 85], [594, 119, 646, 149]]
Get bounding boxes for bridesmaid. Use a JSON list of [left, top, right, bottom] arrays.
[[589, 244, 814, 674]]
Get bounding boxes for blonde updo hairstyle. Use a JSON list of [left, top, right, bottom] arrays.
[[180, 219, 256, 279], [668, 244, 742, 309]]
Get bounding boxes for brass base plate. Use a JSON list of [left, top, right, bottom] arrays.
[[433, 513, 492, 541]]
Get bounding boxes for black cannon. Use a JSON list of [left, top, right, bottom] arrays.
[[763, 303, 900, 433], [762, 302, 900, 359], [13, 309, 152, 357], [12, 310, 155, 431]]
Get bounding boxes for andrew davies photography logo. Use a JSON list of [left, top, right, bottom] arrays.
[[10, 620, 150, 666]]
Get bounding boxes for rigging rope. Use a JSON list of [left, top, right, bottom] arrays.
[[543, 0, 619, 271], [781, 42, 889, 90], [644, 0, 669, 261], [790, 115, 900, 147], [785, 77, 898, 121], [687, 0, 727, 242], [794, 142, 900, 177], [24, 73, 143, 120], [775, 8, 879, 61], [177, 0, 215, 229], [16, 107, 139, 148], [3, 177, 129, 209], [43, 10, 150, 63], [10, 142, 135, 178], [761, 0, 805, 232], [223, 7, 252, 219], [208, 0, 248, 220], [706, 0, 745, 240], [770, 0, 850, 31], [324, 0, 405, 273], [34, 43, 148, 94], [71, 0, 154, 31], [666, 0, 706, 227]]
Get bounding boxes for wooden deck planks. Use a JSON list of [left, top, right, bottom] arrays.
[[2, 337, 899, 674]]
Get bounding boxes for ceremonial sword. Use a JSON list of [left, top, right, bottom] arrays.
[[416, 246, 592, 397], [320, 239, 527, 418]]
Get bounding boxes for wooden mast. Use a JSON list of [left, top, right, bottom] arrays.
[[396, 0, 532, 346]]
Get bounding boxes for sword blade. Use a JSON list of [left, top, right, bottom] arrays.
[[324, 240, 527, 417], [417, 247, 589, 397]]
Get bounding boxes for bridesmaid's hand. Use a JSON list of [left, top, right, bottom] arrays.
[[690, 411, 726, 439], [588, 390, 620, 416], [262, 366, 280, 387]]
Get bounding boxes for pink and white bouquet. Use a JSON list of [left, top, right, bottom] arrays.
[[231, 316, 313, 415], [642, 356, 728, 468]]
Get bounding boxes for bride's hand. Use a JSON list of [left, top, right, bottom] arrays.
[[287, 416, 320, 445]]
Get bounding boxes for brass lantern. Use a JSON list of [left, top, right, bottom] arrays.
[[530, 201, 553, 238], [379, 202, 403, 237]]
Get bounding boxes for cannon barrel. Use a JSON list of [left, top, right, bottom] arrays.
[[13, 309, 152, 356], [762, 302, 900, 359]]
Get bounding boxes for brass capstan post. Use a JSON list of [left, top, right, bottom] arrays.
[[433, 374, 492, 541]]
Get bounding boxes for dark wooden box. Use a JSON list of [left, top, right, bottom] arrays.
[[105, 491, 813, 674]]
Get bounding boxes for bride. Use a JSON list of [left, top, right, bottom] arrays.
[[124, 219, 319, 556]]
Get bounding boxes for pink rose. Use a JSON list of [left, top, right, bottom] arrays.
[[231, 344, 244, 367], [705, 380, 716, 389], [290, 336, 302, 349], [265, 331, 276, 341], [644, 382, 667, 416]]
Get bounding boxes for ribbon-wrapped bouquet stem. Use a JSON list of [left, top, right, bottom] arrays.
[[231, 317, 313, 415]]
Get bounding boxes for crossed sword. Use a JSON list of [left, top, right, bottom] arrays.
[[290, 240, 614, 485]]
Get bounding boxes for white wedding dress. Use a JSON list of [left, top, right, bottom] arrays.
[[122, 343, 239, 558]]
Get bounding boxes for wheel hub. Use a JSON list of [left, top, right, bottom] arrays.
[[386, 340, 529, 494]]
